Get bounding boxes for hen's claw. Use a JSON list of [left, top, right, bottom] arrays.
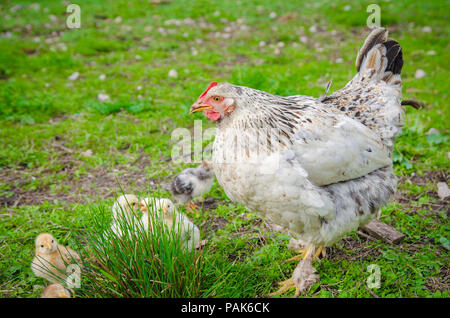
[[284, 249, 306, 263], [268, 278, 299, 297]]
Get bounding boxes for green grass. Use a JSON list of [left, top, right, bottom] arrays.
[[0, 0, 449, 298], [74, 200, 209, 298]]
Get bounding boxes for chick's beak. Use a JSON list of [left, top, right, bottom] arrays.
[[59, 291, 69, 298], [162, 206, 168, 214], [139, 202, 147, 212], [190, 101, 213, 114]]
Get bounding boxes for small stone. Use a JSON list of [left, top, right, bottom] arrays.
[[99, 74, 106, 80], [168, 69, 178, 78], [335, 57, 343, 63], [277, 41, 285, 47], [114, 16, 122, 23], [414, 69, 426, 79], [97, 93, 110, 102], [343, 5, 351, 11], [10, 4, 24, 13], [427, 50, 436, 56], [437, 182, 450, 200], [309, 25, 318, 33], [426, 128, 440, 135], [300, 36, 308, 43], [269, 12, 277, 19], [80, 149, 93, 157], [67, 72, 79, 81], [137, 85, 142, 91], [422, 26, 432, 33], [213, 11, 220, 17], [259, 40, 266, 47], [30, 3, 41, 11]]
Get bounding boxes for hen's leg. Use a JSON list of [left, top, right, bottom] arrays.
[[284, 238, 307, 263], [285, 239, 326, 263], [269, 244, 321, 297]]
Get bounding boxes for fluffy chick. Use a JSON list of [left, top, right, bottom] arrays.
[[31, 233, 81, 285], [139, 197, 201, 251], [170, 161, 214, 210], [110, 194, 140, 237], [40, 284, 71, 298]]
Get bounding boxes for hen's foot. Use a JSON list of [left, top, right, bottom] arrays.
[[271, 245, 322, 297], [291, 258, 320, 296]]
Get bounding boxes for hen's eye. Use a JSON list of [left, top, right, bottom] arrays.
[[213, 96, 221, 102]]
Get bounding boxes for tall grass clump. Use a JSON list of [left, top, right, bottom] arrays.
[[72, 198, 211, 298]]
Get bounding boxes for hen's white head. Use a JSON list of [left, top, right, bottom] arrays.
[[190, 82, 243, 121]]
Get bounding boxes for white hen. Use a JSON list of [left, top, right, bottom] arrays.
[[190, 28, 404, 295]]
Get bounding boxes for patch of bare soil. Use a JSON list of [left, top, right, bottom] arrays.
[[328, 236, 382, 262], [396, 170, 449, 217], [0, 151, 160, 207]]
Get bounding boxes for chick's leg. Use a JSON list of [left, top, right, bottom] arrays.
[[186, 201, 200, 213]]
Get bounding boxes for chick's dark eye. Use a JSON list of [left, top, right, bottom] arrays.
[[41, 245, 44, 248], [52, 240, 54, 243]]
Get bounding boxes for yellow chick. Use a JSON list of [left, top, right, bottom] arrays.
[[40, 284, 71, 298], [110, 194, 140, 237], [139, 197, 201, 251], [31, 233, 81, 285]]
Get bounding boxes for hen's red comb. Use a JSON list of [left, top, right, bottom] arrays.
[[199, 82, 218, 98]]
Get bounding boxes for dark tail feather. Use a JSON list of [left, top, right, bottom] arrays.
[[401, 99, 424, 109], [383, 40, 403, 75]]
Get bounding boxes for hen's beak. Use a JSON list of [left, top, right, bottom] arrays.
[[190, 101, 213, 114], [139, 202, 147, 212]]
